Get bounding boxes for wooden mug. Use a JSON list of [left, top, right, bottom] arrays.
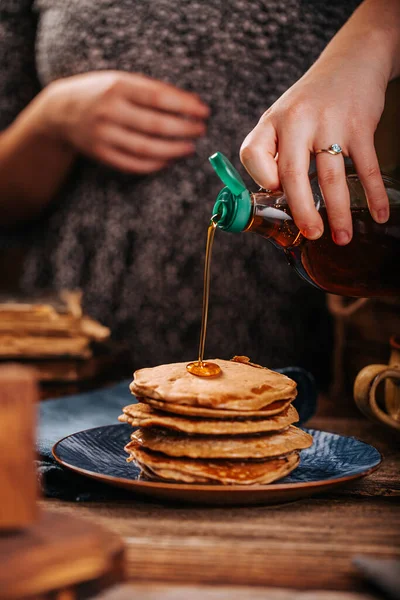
[[354, 335, 400, 432]]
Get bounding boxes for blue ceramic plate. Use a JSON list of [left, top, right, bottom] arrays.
[[52, 424, 382, 505]]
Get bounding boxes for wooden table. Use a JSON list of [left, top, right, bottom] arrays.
[[42, 410, 400, 599]]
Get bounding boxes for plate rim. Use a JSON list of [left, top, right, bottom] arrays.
[[51, 424, 382, 493]]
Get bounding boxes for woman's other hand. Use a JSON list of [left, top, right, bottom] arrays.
[[38, 71, 209, 174], [240, 0, 400, 245]]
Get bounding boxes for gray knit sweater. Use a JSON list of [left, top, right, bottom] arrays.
[[0, 0, 361, 381]]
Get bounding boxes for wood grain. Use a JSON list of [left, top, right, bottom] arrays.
[[93, 582, 379, 600], [42, 416, 400, 593], [0, 364, 38, 530], [0, 510, 125, 599]]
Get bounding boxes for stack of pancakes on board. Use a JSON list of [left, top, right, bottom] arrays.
[[119, 356, 312, 485]]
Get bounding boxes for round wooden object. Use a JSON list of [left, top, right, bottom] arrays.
[[0, 509, 125, 600]]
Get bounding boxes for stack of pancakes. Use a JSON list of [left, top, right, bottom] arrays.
[[119, 357, 312, 485]]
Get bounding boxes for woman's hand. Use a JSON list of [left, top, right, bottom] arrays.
[[240, 28, 393, 245], [38, 71, 209, 174]]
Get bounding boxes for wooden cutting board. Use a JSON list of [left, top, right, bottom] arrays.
[[0, 364, 125, 600]]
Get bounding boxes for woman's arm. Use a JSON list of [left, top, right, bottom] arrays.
[[0, 1, 69, 226], [328, 0, 400, 81], [0, 92, 76, 226], [240, 0, 400, 245]]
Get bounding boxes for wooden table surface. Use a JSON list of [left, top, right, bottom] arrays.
[[42, 410, 400, 598]]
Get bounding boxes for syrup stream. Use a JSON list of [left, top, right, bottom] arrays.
[[186, 215, 221, 377]]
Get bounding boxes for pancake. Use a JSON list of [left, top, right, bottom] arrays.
[[119, 403, 299, 435], [139, 396, 293, 418], [130, 359, 297, 410], [125, 441, 300, 484], [131, 425, 313, 459]]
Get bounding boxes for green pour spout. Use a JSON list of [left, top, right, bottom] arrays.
[[209, 152, 252, 233]]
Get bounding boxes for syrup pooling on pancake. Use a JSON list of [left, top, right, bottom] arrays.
[[130, 359, 297, 410]]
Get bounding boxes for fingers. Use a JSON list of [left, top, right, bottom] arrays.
[[113, 100, 206, 139], [350, 135, 389, 223], [96, 144, 169, 174], [98, 124, 195, 160], [240, 117, 386, 246], [240, 119, 280, 190], [120, 73, 210, 119], [278, 130, 323, 239], [241, 117, 323, 239], [315, 150, 352, 245]]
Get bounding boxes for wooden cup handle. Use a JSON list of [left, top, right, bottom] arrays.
[[354, 364, 400, 432]]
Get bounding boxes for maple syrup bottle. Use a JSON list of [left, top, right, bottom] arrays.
[[210, 152, 400, 298]]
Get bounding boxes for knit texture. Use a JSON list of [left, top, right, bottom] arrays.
[[0, 0, 361, 381]]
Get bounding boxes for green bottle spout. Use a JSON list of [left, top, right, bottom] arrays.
[[209, 152, 252, 233], [209, 152, 247, 195]]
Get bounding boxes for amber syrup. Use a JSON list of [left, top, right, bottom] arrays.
[[248, 194, 400, 297], [297, 206, 400, 296]]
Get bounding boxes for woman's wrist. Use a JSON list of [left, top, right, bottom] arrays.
[[19, 83, 76, 155], [315, 1, 400, 85], [313, 27, 393, 90]]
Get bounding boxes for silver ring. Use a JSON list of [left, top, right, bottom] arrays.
[[314, 144, 343, 156]]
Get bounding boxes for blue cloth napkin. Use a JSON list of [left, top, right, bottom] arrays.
[[38, 368, 317, 501]]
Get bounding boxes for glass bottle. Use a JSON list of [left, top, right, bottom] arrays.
[[209, 152, 400, 297]]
